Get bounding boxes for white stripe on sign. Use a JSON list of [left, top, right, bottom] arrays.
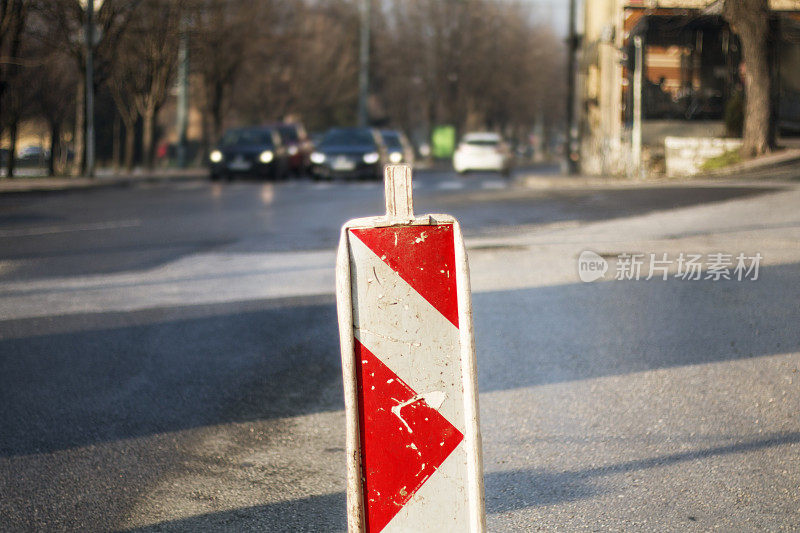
[[349, 234, 466, 434], [383, 444, 470, 533]]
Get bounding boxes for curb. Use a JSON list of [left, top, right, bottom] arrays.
[[0, 170, 207, 195], [696, 148, 800, 179], [521, 150, 800, 190]]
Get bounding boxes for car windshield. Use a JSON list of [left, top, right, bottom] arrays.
[[278, 126, 299, 143], [320, 129, 375, 147], [221, 129, 274, 147], [382, 132, 403, 150], [465, 138, 499, 146]]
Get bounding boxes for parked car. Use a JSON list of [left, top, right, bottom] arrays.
[[379, 129, 415, 166], [208, 126, 289, 181], [310, 127, 387, 180], [452, 132, 512, 176], [18, 145, 49, 166], [275, 122, 313, 176]]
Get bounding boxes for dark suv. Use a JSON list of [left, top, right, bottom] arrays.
[[209, 126, 289, 180], [309, 127, 387, 180]]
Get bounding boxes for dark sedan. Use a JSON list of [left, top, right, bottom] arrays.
[[209, 127, 289, 181], [309, 127, 387, 180]]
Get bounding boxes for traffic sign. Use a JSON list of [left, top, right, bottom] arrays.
[[336, 165, 485, 532]]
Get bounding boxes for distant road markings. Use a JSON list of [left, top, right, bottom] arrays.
[[481, 180, 506, 190], [173, 182, 205, 190], [437, 181, 465, 190], [0, 260, 19, 276], [0, 219, 142, 238]]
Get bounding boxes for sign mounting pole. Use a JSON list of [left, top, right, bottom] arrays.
[[336, 164, 486, 532]]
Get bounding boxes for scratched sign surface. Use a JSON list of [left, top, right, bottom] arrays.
[[348, 223, 470, 532]]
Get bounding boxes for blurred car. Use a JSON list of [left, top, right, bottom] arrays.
[[452, 132, 512, 176], [379, 129, 415, 166], [208, 126, 289, 181], [310, 127, 387, 180], [18, 145, 49, 166], [275, 122, 313, 176]]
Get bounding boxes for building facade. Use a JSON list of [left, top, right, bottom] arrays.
[[579, 0, 800, 175]]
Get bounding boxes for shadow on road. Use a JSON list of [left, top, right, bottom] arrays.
[[1, 263, 799, 457], [117, 431, 800, 531], [0, 293, 342, 457], [485, 431, 800, 515], [474, 261, 800, 393]]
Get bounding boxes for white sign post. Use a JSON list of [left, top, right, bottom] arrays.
[[336, 165, 486, 532]]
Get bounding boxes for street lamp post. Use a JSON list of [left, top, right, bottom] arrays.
[[357, 0, 370, 127], [176, 18, 189, 168], [565, 0, 579, 175], [632, 36, 643, 177], [85, 0, 95, 178]]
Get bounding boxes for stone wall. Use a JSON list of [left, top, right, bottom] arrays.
[[664, 136, 742, 177]]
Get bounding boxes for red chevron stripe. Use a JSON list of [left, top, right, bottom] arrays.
[[350, 224, 459, 328], [355, 339, 464, 532]]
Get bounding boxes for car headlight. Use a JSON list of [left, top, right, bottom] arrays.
[[259, 150, 274, 164], [287, 145, 299, 156], [209, 150, 223, 163], [389, 151, 403, 164], [310, 152, 326, 164], [363, 152, 379, 164]]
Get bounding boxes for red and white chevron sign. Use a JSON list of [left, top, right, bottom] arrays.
[[336, 166, 485, 532]]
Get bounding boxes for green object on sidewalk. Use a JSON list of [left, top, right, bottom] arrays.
[[432, 125, 456, 159]]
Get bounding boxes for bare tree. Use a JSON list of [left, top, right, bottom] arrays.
[[189, 0, 255, 152], [724, 0, 773, 157], [29, 46, 76, 175], [107, 54, 138, 170], [0, 0, 564, 176], [265, 0, 358, 129], [0, 0, 30, 177], [35, 0, 141, 174], [108, 0, 181, 168], [371, 0, 563, 145]]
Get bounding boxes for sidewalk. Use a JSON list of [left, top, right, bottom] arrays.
[[0, 167, 206, 194], [521, 150, 800, 190]]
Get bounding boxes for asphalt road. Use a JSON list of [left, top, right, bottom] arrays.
[[1, 167, 799, 531]]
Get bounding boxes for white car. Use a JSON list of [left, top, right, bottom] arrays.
[[452, 132, 512, 175]]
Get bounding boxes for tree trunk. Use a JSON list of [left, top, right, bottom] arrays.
[[112, 113, 121, 171], [724, 0, 773, 157], [73, 76, 86, 176], [142, 106, 155, 169], [123, 118, 135, 172], [212, 80, 224, 142], [201, 110, 210, 160], [6, 119, 18, 179], [48, 120, 60, 177]]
